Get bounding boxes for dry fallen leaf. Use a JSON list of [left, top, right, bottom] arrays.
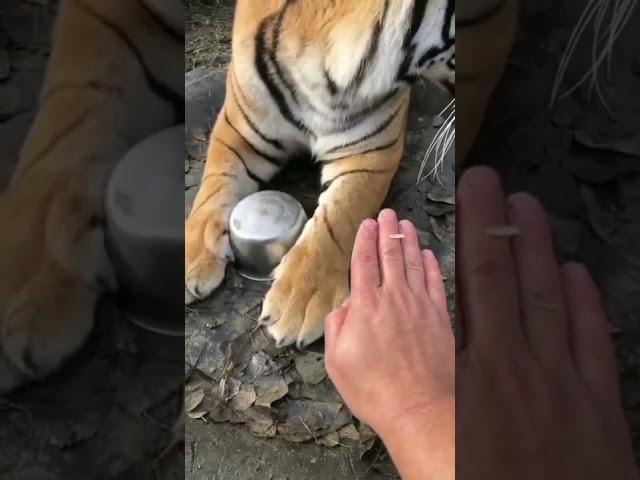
[[186, 409, 208, 421], [485, 225, 521, 237], [318, 432, 341, 447], [254, 376, 289, 407], [294, 352, 327, 385], [185, 389, 205, 413], [228, 385, 257, 411], [338, 424, 361, 441]]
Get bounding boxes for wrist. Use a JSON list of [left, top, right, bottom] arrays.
[[377, 395, 454, 441], [376, 396, 455, 480]]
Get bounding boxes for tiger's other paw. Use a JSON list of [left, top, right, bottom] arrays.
[[185, 213, 232, 304], [260, 241, 349, 348], [1, 266, 97, 388]]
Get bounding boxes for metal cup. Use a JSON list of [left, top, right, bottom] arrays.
[[105, 125, 184, 336], [229, 190, 307, 281]]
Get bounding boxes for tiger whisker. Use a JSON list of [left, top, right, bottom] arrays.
[[550, 0, 637, 111], [418, 99, 455, 184]]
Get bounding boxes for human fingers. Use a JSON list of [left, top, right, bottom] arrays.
[[377, 209, 406, 287], [399, 220, 427, 294], [350, 219, 381, 292], [457, 166, 523, 352]]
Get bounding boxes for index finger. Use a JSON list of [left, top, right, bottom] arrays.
[[350, 218, 381, 292], [457, 167, 525, 352]]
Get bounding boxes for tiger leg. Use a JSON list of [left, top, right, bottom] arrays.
[[261, 96, 409, 347], [457, 0, 518, 165], [0, 0, 181, 389], [185, 71, 289, 303]]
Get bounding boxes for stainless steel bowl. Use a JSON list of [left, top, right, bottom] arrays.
[[105, 125, 184, 336], [229, 190, 307, 281]]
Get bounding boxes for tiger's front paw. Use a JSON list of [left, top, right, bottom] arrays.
[[260, 241, 349, 348], [1, 267, 97, 390], [185, 213, 232, 304]]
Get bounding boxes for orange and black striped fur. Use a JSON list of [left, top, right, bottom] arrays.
[[185, 0, 456, 347], [0, 0, 182, 391]]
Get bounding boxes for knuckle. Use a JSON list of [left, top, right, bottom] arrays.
[[470, 257, 509, 281], [352, 251, 378, 265], [521, 289, 565, 315], [382, 247, 403, 260], [404, 258, 424, 272]]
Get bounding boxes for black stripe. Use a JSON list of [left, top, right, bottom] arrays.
[[201, 172, 237, 183], [324, 69, 338, 95], [77, 2, 183, 122], [331, 88, 399, 134], [322, 208, 345, 254], [446, 53, 455, 70], [348, 0, 390, 92], [416, 40, 454, 69], [403, 0, 429, 49], [217, 229, 230, 241], [74, 214, 104, 243], [42, 81, 122, 104], [223, 111, 284, 168], [230, 73, 285, 151], [457, 0, 508, 28], [397, 44, 417, 81], [254, 18, 308, 133], [270, 1, 300, 106], [137, 0, 183, 43], [215, 138, 265, 186], [19, 107, 94, 178], [326, 104, 403, 154], [321, 168, 392, 191], [190, 185, 224, 216], [415, 0, 455, 71], [322, 135, 401, 162]]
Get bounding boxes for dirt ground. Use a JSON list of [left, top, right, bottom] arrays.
[[184, 1, 454, 479]]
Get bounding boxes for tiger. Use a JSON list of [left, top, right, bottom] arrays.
[[185, 0, 456, 348], [0, 0, 183, 392]]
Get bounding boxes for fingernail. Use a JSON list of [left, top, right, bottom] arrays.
[[362, 218, 377, 230], [562, 261, 590, 282], [399, 219, 414, 232], [379, 209, 396, 220]]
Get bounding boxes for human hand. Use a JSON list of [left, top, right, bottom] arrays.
[[456, 166, 639, 480], [324, 208, 454, 441]]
